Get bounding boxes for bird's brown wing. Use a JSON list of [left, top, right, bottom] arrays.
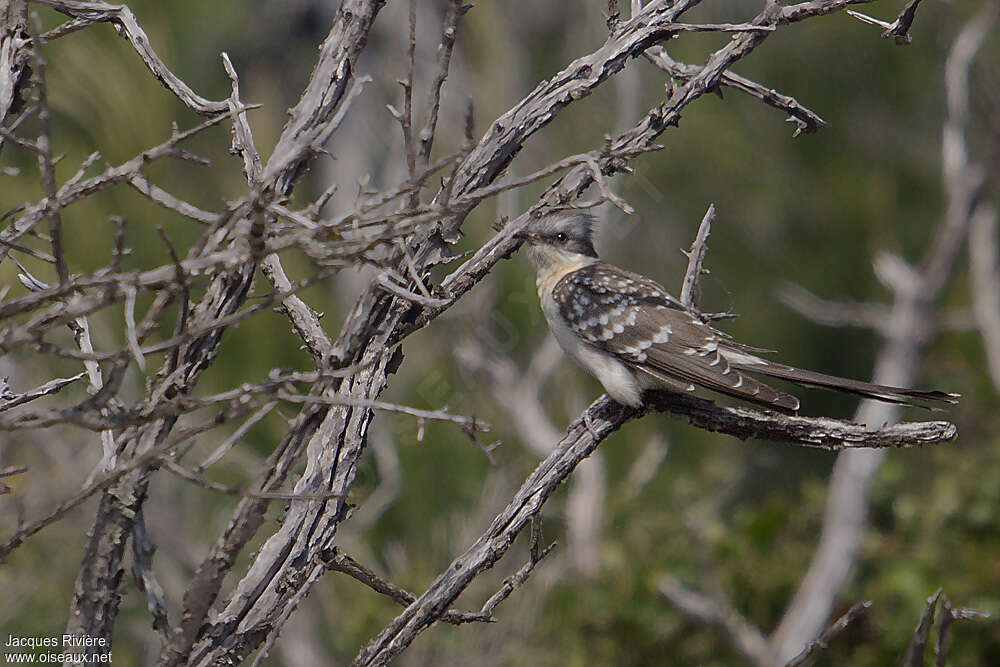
[[553, 263, 802, 411]]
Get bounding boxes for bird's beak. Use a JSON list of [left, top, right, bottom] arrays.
[[513, 230, 541, 244]]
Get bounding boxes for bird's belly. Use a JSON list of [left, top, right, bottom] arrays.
[[540, 288, 643, 407]]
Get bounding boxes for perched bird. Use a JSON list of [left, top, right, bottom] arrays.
[[515, 211, 958, 412]]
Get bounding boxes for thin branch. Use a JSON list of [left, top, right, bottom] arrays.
[[970, 206, 1000, 388], [642, 390, 955, 451], [680, 203, 714, 308], [902, 589, 942, 667], [374, 271, 450, 307], [398, 0, 417, 177], [131, 508, 170, 641], [0, 371, 86, 412], [0, 108, 245, 259], [221, 52, 262, 187], [159, 458, 347, 501], [476, 516, 558, 620], [319, 548, 491, 625], [416, 0, 466, 168], [644, 46, 826, 136], [273, 391, 489, 433], [195, 402, 276, 472], [846, 0, 925, 45], [31, 0, 228, 114], [783, 600, 872, 667], [26, 16, 68, 284], [0, 407, 256, 560]]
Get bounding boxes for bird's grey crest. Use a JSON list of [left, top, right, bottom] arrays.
[[517, 211, 598, 258]]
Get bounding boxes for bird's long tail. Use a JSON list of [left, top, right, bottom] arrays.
[[736, 361, 959, 408]]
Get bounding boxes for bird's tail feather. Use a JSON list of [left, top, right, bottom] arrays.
[[738, 362, 960, 408]]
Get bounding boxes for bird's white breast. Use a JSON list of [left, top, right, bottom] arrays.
[[537, 264, 644, 407]]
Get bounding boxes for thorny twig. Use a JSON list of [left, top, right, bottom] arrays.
[[320, 548, 498, 625], [783, 600, 872, 667], [847, 0, 925, 45], [680, 203, 714, 309]]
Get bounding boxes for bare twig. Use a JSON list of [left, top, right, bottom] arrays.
[[0, 371, 85, 412], [25, 17, 68, 285], [902, 589, 943, 667], [319, 548, 491, 625], [195, 402, 276, 472], [0, 108, 243, 260], [31, 0, 228, 114], [969, 207, 1000, 389], [680, 203, 714, 308], [476, 516, 558, 619], [783, 600, 872, 667], [131, 508, 170, 640], [159, 459, 347, 501], [935, 595, 989, 667], [416, 0, 466, 169], [272, 391, 488, 432], [846, 0, 924, 45], [645, 46, 826, 136]]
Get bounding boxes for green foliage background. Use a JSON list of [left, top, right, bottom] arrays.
[[1, 1, 998, 665]]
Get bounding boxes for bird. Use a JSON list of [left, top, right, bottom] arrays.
[[515, 211, 958, 412]]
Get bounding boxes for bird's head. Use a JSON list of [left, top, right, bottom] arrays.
[[514, 211, 599, 271]]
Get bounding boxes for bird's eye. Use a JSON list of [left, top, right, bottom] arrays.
[[555, 232, 568, 243]]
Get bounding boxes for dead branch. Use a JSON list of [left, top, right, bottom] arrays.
[[680, 203, 714, 308], [643, 390, 955, 450], [0, 0, 29, 126], [846, 0, 925, 45], [319, 548, 495, 626], [31, 0, 228, 114], [782, 600, 872, 667], [645, 47, 826, 136], [0, 370, 84, 412]]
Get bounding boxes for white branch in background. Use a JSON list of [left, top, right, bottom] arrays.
[[969, 206, 1000, 388], [769, 5, 994, 662], [659, 573, 771, 667]]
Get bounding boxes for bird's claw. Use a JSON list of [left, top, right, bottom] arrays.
[[583, 409, 602, 440]]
